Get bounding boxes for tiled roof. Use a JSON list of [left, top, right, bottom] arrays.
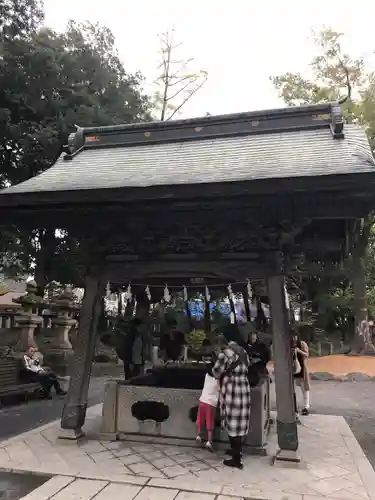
[[1, 124, 374, 195]]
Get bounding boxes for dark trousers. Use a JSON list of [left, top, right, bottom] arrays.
[[123, 363, 142, 380], [229, 436, 243, 462], [24, 371, 63, 395]]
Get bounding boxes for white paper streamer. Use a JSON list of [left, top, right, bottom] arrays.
[[246, 279, 253, 302], [227, 284, 234, 301], [205, 285, 211, 302], [126, 283, 132, 302], [145, 285, 151, 301], [164, 284, 171, 303], [106, 282, 111, 298], [183, 286, 188, 302], [284, 282, 290, 310]]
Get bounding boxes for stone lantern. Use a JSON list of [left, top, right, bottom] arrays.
[[13, 280, 43, 353], [44, 287, 78, 380]]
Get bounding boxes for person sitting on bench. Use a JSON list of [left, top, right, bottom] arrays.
[[20, 346, 66, 399]]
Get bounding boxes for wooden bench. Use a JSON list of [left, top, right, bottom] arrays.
[[0, 357, 40, 402]]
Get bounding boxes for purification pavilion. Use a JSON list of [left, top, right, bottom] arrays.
[[1, 101, 375, 462]]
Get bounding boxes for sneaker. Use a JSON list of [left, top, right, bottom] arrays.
[[196, 436, 202, 444], [205, 441, 214, 452], [301, 408, 309, 416], [223, 458, 243, 469]]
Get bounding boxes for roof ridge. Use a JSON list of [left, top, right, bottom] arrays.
[[63, 101, 345, 160]]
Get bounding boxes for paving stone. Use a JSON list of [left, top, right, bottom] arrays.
[[10, 475, 75, 500], [130, 446, 155, 454], [119, 454, 145, 466], [101, 442, 124, 451], [183, 462, 210, 473], [163, 464, 192, 478], [175, 492, 216, 500], [76, 472, 147, 485], [217, 496, 244, 500], [133, 486, 178, 499], [173, 454, 196, 464], [89, 451, 114, 462], [148, 478, 222, 495], [151, 457, 177, 468], [51, 479, 108, 500], [128, 462, 164, 477], [141, 450, 164, 461], [94, 482, 142, 500], [113, 448, 134, 458]]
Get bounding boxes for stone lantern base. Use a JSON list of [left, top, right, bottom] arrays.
[[43, 348, 74, 378]]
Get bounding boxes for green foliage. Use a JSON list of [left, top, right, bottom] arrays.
[[0, 3, 151, 287], [186, 329, 206, 353], [272, 28, 375, 340]]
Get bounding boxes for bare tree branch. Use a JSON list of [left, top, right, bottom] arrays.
[[166, 76, 208, 121], [154, 28, 208, 121]]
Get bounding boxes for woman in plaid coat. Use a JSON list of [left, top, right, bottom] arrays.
[[212, 337, 251, 469]]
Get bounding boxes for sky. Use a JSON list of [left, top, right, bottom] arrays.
[[44, 0, 375, 119]]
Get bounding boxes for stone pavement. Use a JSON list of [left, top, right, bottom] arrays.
[[0, 405, 373, 499], [0, 377, 106, 441]]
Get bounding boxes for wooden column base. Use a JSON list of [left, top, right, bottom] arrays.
[[59, 427, 85, 441], [61, 403, 87, 435], [272, 448, 303, 468]]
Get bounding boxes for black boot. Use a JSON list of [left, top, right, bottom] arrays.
[[223, 436, 243, 469]]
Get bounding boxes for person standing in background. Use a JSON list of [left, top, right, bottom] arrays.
[[291, 331, 310, 416], [246, 331, 270, 377]]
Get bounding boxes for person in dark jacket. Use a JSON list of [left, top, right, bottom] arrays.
[[160, 319, 186, 362], [115, 317, 144, 380], [246, 332, 270, 377]]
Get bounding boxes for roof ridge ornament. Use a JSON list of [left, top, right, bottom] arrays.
[[329, 102, 345, 139], [63, 126, 84, 160]]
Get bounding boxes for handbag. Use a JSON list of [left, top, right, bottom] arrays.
[[293, 350, 302, 375]]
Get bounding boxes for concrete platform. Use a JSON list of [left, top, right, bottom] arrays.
[[0, 405, 372, 499]]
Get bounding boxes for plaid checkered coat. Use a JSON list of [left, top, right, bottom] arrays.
[[212, 346, 251, 437]]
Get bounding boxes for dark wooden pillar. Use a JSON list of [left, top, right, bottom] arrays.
[[60, 268, 105, 439], [267, 274, 299, 462]]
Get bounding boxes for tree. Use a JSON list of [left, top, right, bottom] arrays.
[[271, 28, 375, 350], [0, 11, 151, 291], [153, 28, 208, 121], [0, 0, 43, 41]]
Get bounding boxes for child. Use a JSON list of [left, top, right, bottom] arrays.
[[196, 363, 219, 451]]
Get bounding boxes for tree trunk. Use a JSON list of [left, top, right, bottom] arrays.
[[34, 229, 56, 297]]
